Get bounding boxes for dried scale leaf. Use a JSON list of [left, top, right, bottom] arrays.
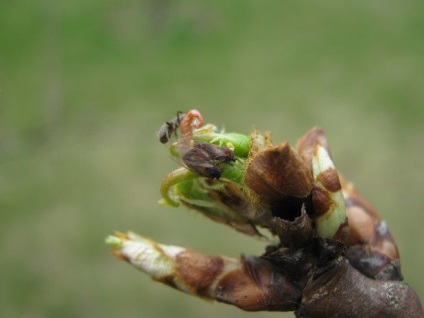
[[270, 206, 313, 248], [244, 139, 318, 241], [245, 142, 313, 201]]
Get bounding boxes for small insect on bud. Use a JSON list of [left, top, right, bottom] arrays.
[[158, 111, 186, 144], [194, 143, 236, 164], [182, 143, 236, 179]]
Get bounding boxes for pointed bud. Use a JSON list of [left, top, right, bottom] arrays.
[[312, 144, 348, 241]]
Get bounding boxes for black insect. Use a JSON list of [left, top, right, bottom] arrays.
[[182, 143, 236, 179], [158, 112, 186, 144]]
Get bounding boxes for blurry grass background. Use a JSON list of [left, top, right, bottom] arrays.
[[1, 1, 423, 317]]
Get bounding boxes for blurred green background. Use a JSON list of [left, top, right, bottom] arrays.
[[1, 1, 423, 317]]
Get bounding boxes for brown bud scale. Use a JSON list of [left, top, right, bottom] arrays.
[[317, 168, 342, 193], [176, 250, 224, 297], [312, 187, 332, 217]]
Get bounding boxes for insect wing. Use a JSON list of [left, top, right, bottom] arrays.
[[182, 147, 222, 179], [182, 147, 211, 168], [195, 143, 236, 164]]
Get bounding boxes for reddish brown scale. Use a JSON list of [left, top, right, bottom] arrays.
[[175, 250, 224, 297], [317, 168, 341, 193], [245, 142, 313, 200], [215, 256, 301, 311], [180, 109, 204, 137], [332, 218, 350, 243], [311, 187, 332, 217], [216, 268, 266, 311]]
